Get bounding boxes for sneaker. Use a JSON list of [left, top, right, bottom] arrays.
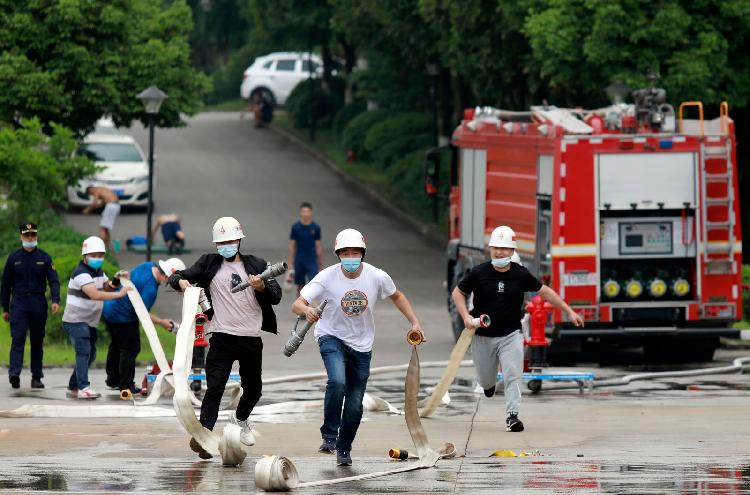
[[189, 437, 213, 459], [229, 412, 255, 446], [66, 389, 78, 398], [9, 375, 20, 389], [483, 386, 496, 398], [77, 387, 101, 400], [30, 377, 45, 389], [506, 413, 525, 432], [336, 450, 352, 466], [318, 438, 336, 454], [105, 379, 119, 390]]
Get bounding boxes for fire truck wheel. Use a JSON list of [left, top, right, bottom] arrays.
[[527, 379, 542, 394]]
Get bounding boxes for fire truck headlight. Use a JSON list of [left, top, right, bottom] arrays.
[[672, 278, 690, 297], [648, 278, 667, 298], [603, 279, 620, 298], [625, 279, 643, 299]]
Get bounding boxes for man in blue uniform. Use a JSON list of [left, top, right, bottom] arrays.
[[286, 203, 322, 294], [103, 257, 184, 395], [1, 223, 60, 389]]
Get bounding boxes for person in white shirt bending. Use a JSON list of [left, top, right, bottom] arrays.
[[291, 228, 424, 467]]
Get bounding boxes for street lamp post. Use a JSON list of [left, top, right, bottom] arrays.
[[136, 85, 167, 262]]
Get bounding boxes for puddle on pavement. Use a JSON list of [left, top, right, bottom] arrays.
[[0, 459, 748, 493]]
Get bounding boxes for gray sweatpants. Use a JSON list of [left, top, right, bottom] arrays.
[[471, 330, 523, 415]]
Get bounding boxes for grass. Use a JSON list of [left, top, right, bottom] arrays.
[[0, 318, 176, 368]]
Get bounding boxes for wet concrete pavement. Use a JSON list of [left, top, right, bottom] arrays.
[[1, 113, 749, 493]]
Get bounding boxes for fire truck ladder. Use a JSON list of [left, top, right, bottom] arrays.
[[700, 135, 736, 275]]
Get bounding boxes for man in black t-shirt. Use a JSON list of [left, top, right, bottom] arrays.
[[452, 225, 584, 432]]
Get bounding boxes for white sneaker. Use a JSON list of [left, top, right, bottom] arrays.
[[229, 412, 255, 446], [77, 387, 101, 400]]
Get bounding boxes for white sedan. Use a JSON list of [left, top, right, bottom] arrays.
[[68, 133, 151, 208]]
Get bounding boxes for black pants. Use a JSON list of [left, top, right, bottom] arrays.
[[104, 319, 141, 390], [200, 332, 263, 430]]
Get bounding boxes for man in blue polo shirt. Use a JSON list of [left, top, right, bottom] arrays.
[[103, 257, 184, 395], [286, 202, 322, 294]]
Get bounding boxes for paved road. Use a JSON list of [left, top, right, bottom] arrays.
[[0, 112, 743, 494]]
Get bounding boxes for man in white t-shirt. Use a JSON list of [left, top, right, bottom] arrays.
[[291, 228, 423, 467]]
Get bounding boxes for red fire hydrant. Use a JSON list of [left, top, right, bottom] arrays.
[[192, 313, 209, 392], [525, 295, 552, 369]]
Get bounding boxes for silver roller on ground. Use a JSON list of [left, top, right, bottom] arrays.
[[231, 262, 287, 293]]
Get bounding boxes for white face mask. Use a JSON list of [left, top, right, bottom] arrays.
[[491, 256, 512, 268]]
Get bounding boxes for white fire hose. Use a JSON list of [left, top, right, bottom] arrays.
[[172, 286, 246, 466], [253, 345, 448, 491]]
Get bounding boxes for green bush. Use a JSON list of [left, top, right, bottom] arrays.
[[341, 109, 391, 160], [363, 113, 431, 160], [285, 77, 345, 129], [333, 101, 366, 133], [372, 133, 432, 170]]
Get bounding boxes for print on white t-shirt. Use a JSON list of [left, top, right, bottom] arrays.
[[300, 262, 396, 352]]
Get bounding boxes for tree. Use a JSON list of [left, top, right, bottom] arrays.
[[0, 0, 209, 135], [0, 119, 97, 222]]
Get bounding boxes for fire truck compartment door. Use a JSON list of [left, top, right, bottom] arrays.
[[460, 148, 487, 248], [597, 152, 696, 209]]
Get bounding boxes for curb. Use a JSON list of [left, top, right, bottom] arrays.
[[269, 123, 446, 247]]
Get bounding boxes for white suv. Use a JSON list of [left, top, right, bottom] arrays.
[[240, 52, 322, 106], [67, 133, 150, 208]]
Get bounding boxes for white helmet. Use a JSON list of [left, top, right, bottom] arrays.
[[489, 226, 517, 249], [158, 257, 186, 277], [81, 236, 106, 255], [334, 228, 366, 254], [212, 216, 245, 242]]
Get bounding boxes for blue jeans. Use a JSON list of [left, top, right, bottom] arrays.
[[63, 322, 98, 390], [318, 335, 371, 452]]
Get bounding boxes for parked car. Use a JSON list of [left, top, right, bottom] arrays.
[[240, 52, 322, 106], [67, 133, 150, 208]]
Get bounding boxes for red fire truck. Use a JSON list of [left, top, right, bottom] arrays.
[[425, 87, 743, 361]]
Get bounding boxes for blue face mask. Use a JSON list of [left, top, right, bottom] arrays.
[[22, 240, 38, 249], [491, 256, 512, 268], [340, 257, 362, 273], [86, 257, 104, 270], [217, 244, 238, 259]]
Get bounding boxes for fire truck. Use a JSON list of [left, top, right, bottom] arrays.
[[424, 86, 743, 361]]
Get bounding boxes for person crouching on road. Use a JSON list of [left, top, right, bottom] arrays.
[[452, 226, 584, 432], [61, 236, 131, 399], [103, 257, 185, 397], [1, 222, 60, 390], [291, 228, 424, 467], [168, 217, 282, 460]]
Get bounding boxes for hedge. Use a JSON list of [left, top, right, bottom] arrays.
[[340, 109, 391, 160], [363, 113, 431, 159], [285, 77, 345, 130]]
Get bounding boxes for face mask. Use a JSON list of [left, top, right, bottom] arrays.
[[491, 256, 512, 268], [217, 244, 238, 259], [22, 240, 38, 249], [86, 257, 104, 270], [340, 257, 362, 273]]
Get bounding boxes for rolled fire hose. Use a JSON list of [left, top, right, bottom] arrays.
[[254, 345, 445, 491], [172, 286, 246, 466], [418, 315, 491, 417]]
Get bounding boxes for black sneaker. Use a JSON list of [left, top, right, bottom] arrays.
[[189, 437, 213, 459], [336, 450, 352, 466], [483, 386, 496, 398], [30, 377, 44, 389], [506, 413, 524, 432], [318, 438, 336, 454], [9, 375, 20, 389]]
